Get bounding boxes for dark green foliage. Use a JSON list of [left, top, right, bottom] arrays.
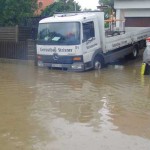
[[0, 0, 38, 26], [41, 0, 81, 17]]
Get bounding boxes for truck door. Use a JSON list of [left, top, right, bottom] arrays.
[[82, 20, 100, 63]]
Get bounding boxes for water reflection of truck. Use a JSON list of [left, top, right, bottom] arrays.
[[36, 11, 150, 71]]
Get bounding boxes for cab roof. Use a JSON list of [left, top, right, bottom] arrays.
[[39, 11, 101, 23]]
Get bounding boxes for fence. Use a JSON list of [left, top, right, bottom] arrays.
[[0, 26, 36, 42], [0, 39, 36, 60], [0, 26, 37, 61]]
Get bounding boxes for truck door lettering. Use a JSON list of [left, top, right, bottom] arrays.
[[86, 43, 98, 49]]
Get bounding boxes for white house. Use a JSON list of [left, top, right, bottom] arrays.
[[114, 0, 150, 27]]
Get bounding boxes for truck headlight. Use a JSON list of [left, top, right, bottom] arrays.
[[71, 63, 84, 70]]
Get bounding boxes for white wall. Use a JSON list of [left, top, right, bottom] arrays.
[[124, 9, 150, 17], [115, 0, 150, 9], [114, 0, 150, 27]]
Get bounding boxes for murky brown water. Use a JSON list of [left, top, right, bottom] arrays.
[[0, 56, 150, 150]]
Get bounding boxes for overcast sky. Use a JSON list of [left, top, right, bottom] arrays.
[[75, 0, 99, 10]]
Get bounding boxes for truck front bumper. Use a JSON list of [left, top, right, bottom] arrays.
[[38, 61, 85, 72]]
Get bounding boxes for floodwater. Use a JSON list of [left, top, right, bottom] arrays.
[[0, 56, 150, 150]]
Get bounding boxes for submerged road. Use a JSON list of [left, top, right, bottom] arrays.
[[0, 55, 150, 150]]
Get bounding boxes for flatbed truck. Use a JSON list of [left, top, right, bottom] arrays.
[[36, 11, 150, 71]]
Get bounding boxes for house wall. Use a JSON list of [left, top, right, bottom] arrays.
[[114, 0, 150, 27], [115, 0, 150, 9], [36, 0, 55, 15]]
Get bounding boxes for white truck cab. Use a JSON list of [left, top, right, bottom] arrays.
[[36, 11, 150, 71]]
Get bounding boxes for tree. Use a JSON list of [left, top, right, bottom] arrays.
[[99, 0, 114, 8], [0, 0, 38, 26], [41, 0, 81, 17], [99, 0, 114, 19]]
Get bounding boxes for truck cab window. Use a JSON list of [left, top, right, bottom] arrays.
[[37, 22, 80, 45], [83, 21, 95, 42]]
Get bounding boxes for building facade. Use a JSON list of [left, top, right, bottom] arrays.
[[114, 0, 150, 27]]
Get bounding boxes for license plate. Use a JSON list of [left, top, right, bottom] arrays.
[[51, 64, 62, 67]]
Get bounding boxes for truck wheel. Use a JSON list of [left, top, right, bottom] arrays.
[[125, 46, 139, 59], [131, 46, 138, 59], [93, 56, 103, 70], [139, 40, 146, 49]]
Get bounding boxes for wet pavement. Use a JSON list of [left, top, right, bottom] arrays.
[[0, 55, 150, 150]]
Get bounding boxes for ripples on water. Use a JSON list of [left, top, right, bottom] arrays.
[[0, 58, 150, 150]]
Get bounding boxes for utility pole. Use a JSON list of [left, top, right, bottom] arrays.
[[74, 2, 77, 12]]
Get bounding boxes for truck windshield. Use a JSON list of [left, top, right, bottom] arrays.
[[37, 22, 80, 45]]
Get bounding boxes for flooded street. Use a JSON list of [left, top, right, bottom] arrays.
[[0, 56, 150, 150]]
